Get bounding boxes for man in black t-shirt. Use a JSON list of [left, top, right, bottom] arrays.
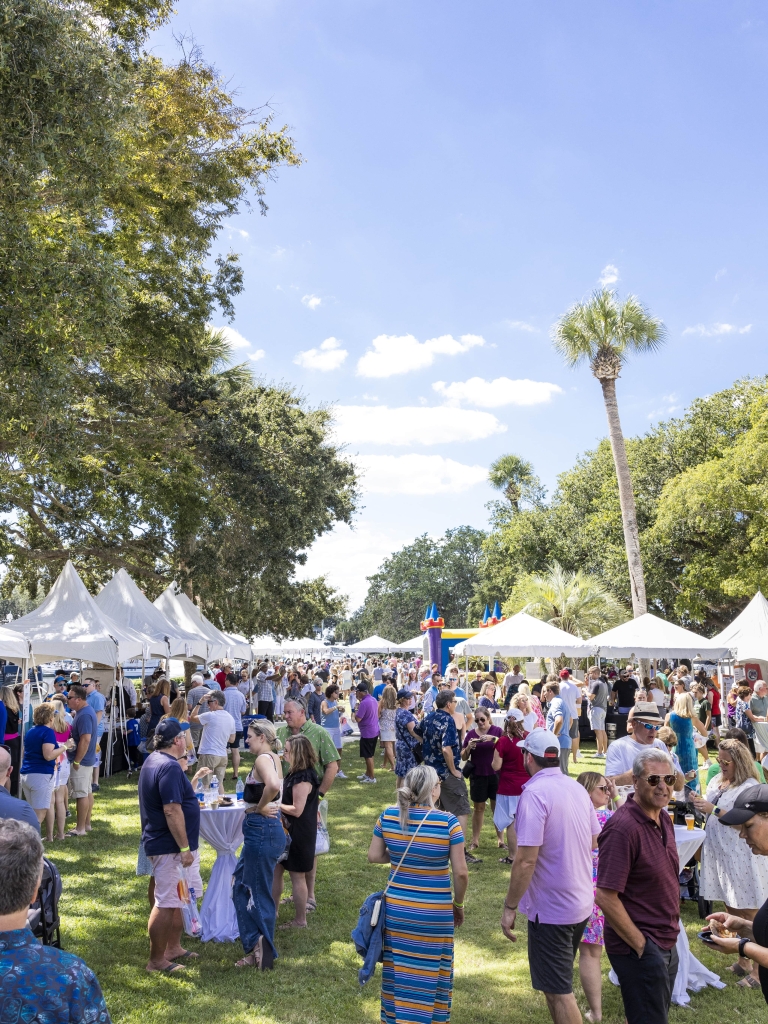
[[612, 670, 639, 714], [138, 717, 202, 973]]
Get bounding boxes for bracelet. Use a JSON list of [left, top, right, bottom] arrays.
[[179, 846, 190, 853], [452, 901, 464, 909], [73, 762, 80, 767], [504, 903, 517, 911]]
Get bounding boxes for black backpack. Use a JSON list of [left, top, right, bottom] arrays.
[[27, 856, 62, 947]]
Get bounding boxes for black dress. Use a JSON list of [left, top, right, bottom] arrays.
[[282, 767, 320, 873], [753, 897, 768, 1005]]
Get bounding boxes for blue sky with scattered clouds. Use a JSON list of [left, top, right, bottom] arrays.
[[152, 2, 768, 610]]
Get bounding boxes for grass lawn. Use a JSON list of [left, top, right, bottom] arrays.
[[49, 742, 760, 1024]]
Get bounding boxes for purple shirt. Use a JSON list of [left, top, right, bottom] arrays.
[[515, 767, 599, 925], [355, 694, 380, 739]]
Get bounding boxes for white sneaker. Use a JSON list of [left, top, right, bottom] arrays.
[[359, 776, 378, 784], [336, 770, 348, 779]]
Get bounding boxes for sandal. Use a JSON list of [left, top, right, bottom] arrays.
[[306, 898, 317, 912], [728, 963, 749, 977], [499, 856, 515, 864], [280, 895, 294, 905], [236, 949, 261, 968], [736, 975, 761, 989], [468, 842, 480, 851], [171, 950, 199, 961], [147, 962, 186, 974]]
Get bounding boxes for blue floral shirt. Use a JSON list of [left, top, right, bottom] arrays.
[[0, 928, 111, 1024], [415, 709, 460, 778]]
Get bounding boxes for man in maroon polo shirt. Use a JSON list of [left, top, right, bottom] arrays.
[[596, 746, 681, 1024]]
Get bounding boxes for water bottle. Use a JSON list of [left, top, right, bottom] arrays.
[[235, 776, 244, 803], [210, 776, 219, 806], [195, 779, 205, 805]]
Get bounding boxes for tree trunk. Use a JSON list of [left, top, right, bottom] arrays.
[[599, 377, 648, 617]]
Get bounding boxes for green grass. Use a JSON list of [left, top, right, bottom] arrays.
[[51, 743, 757, 1024]]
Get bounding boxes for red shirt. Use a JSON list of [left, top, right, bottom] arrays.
[[494, 735, 529, 796], [215, 670, 226, 687], [596, 794, 680, 954], [708, 685, 721, 716]]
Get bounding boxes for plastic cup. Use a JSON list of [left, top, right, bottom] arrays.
[[685, 814, 695, 831]]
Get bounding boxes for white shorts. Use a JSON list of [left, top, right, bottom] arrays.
[[53, 758, 71, 789], [21, 772, 55, 810], [493, 794, 520, 832], [149, 850, 203, 908], [588, 707, 606, 730]]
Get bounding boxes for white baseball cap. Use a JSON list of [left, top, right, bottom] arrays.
[[517, 727, 561, 760], [506, 707, 524, 722]]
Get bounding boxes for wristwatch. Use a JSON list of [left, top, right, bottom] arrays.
[[713, 806, 722, 818], [739, 937, 750, 959]]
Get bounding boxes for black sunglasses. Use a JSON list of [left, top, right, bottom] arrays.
[[641, 774, 676, 787]]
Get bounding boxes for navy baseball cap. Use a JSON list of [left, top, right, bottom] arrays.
[[154, 717, 190, 741]]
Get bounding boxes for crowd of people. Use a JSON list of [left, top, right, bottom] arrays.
[[5, 653, 768, 1024]]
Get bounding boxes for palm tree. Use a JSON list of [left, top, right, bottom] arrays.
[[504, 562, 629, 638], [552, 288, 666, 616], [488, 453, 544, 511]]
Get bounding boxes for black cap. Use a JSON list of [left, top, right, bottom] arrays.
[[718, 783, 768, 825]]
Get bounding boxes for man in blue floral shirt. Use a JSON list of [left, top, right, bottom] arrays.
[[0, 819, 111, 1024], [415, 690, 479, 863]]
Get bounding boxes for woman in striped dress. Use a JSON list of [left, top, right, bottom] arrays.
[[368, 765, 469, 1024]]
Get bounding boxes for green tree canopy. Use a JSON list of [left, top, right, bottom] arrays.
[[504, 562, 629, 638], [341, 527, 486, 644], [0, 0, 356, 636], [472, 377, 768, 632]]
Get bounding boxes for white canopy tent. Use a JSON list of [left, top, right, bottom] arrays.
[[0, 624, 31, 662], [587, 612, 731, 660], [7, 560, 160, 665], [391, 635, 425, 653], [346, 634, 398, 654], [710, 592, 768, 663], [154, 587, 214, 661], [452, 612, 598, 659], [95, 569, 208, 662], [156, 587, 251, 661]]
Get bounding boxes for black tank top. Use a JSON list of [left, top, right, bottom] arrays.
[[752, 897, 768, 1005]]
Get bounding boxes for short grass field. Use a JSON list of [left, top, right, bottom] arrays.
[[49, 743, 761, 1024]]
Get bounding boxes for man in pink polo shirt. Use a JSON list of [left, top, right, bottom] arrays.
[[501, 728, 599, 1024]]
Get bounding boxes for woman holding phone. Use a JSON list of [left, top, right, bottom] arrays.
[[461, 708, 503, 851]]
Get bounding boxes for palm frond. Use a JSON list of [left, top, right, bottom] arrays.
[[552, 287, 666, 369], [504, 561, 629, 638]]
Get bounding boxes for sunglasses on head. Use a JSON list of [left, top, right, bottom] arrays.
[[641, 774, 676, 787]]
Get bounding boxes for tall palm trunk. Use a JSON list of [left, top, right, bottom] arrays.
[[599, 377, 648, 617]]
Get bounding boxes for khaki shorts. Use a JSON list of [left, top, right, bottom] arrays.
[[197, 753, 228, 787], [149, 850, 203, 908], [68, 762, 93, 799], [438, 772, 471, 818]]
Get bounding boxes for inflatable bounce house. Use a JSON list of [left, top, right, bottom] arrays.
[[420, 601, 505, 674]]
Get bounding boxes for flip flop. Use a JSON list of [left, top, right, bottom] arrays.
[[499, 856, 515, 864], [64, 829, 85, 838], [280, 895, 294, 905], [147, 962, 186, 974], [172, 950, 200, 961]]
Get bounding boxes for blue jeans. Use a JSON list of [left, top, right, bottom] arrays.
[[232, 813, 286, 960]]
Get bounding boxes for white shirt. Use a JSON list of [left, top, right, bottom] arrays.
[[649, 687, 666, 708], [197, 709, 236, 756], [301, 682, 314, 696], [605, 734, 670, 778], [558, 679, 582, 719], [521, 710, 538, 733]]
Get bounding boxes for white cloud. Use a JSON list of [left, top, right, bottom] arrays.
[[504, 320, 538, 333], [715, 267, 727, 282], [210, 325, 251, 350], [355, 454, 488, 494], [647, 392, 680, 420], [599, 264, 620, 287], [223, 222, 249, 239], [682, 323, 752, 336], [356, 333, 485, 378], [301, 294, 322, 310], [248, 349, 266, 362], [295, 522, 414, 610], [294, 337, 348, 372], [432, 376, 563, 408], [333, 405, 505, 446]]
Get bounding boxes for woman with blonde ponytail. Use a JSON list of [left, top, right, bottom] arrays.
[[368, 764, 469, 1024]]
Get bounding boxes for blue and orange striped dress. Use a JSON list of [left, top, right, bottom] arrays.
[[373, 806, 464, 1024]]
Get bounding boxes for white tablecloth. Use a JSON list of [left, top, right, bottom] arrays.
[[490, 712, 506, 728], [198, 804, 245, 942], [753, 722, 768, 749], [610, 822, 725, 1007]]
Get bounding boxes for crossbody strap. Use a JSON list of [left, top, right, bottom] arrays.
[[384, 810, 431, 895]]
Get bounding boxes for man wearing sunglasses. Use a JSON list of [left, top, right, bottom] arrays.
[[605, 702, 684, 791], [596, 747, 681, 1024]]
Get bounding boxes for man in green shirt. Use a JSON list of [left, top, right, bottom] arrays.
[[276, 697, 340, 913]]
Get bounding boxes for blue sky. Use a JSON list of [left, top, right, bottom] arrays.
[[153, 2, 768, 610]]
